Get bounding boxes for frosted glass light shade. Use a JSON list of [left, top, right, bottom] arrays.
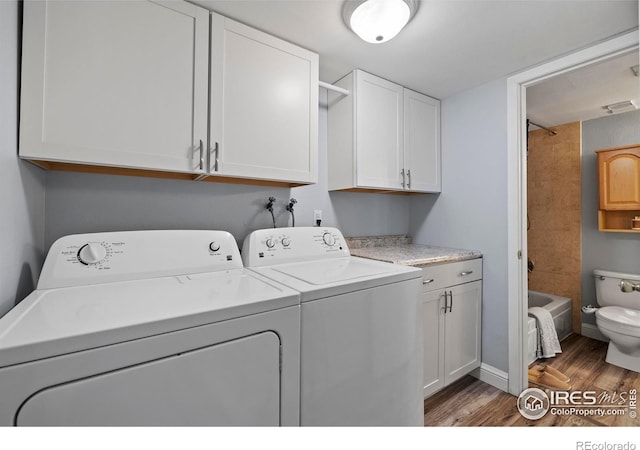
[[344, 0, 417, 44]]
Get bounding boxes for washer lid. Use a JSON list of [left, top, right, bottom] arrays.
[[0, 269, 298, 368], [251, 256, 421, 302], [274, 258, 388, 285]]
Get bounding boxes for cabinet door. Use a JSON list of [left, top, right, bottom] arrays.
[[210, 14, 318, 184], [404, 89, 441, 193], [20, 0, 209, 174], [444, 280, 482, 385], [598, 148, 640, 210], [354, 71, 404, 190], [423, 289, 446, 398]]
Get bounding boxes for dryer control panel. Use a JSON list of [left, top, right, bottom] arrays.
[[242, 227, 350, 267], [38, 230, 243, 289]]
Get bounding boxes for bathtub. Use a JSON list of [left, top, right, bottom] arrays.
[[527, 291, 573, 364]]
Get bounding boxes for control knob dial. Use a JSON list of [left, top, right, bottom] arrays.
[[322, 232, 335, 246], [78, 242, 107, 265], [266, 238, 276, 249]]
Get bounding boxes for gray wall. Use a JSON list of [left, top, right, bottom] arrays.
[[0, 1, 46, 316], [410, 78, 509, 373], [44, 89, 411, 250], [581, 110, 640, 325]]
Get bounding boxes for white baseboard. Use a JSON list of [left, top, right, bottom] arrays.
[[471, 363, 509, 393], [581, 323, 608, 342]]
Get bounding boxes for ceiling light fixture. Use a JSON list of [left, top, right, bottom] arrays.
[[343, 0, 419, 44]]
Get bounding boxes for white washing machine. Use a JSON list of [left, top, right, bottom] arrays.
[[242, 227, 423, 426], [0, 230, 300, 426]]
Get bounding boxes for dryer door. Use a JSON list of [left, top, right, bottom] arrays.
[[16, 331, 281, 426]]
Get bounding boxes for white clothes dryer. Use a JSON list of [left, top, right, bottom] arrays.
[[242, 227, 423, 426], [0, 230, 300, 426]]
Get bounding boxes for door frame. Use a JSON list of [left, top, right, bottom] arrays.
[[506, 30, 639, 396]]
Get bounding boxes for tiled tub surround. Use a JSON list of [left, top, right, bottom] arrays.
[[346, 235, 482, 267], [527, 121, 582, 335]]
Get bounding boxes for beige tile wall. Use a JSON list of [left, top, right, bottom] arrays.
[[527, 121, 582, 334]]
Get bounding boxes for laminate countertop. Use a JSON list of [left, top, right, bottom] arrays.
[[346, 237, 482, 267]]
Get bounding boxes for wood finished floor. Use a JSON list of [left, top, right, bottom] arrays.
[[423, 334, 640, 426]]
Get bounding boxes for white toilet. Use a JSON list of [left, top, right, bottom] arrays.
[[594, 269, 640, 372]]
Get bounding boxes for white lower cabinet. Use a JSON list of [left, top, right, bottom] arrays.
[[422, 259, 482, 398]]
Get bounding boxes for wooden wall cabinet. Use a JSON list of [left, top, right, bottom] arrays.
[[596, 144, 640, 232], [19, 1, 318, 187], [327, 70, 441, 194], [421, 258, 482, 399]]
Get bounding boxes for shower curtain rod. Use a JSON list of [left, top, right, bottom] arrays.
[[527, 120, 557, 136]]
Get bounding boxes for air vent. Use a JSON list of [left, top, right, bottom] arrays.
[[602, 100, 639, 115]]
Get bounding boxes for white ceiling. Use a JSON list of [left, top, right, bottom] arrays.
[[526, 51, 639, 128], [192, 0, 638, 100]]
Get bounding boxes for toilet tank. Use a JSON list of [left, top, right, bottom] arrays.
[[594, 269, 640, 309]]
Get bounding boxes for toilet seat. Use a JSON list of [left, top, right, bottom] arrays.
[[596, 306, 640, 337]]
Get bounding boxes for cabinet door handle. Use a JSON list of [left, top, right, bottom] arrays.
[[407, 169, 411, 189], [449, 290, 453, 313], [198, 139, 204, 171], [423, 278, 434, 285], [442, 291, 448, 314], [459, 270, 473, 276], [211, 141, 219, 172], [400, 169, 405, 188]]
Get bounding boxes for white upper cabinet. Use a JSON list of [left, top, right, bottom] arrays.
[[19, 2, 319, 186], [328, 69, 441, 193], [404, 89, 441, 192], [354, 72, 404, 190], [20, 0, 209, 175], [209, 14, 319, 185]]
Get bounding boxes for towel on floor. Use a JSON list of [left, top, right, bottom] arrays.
[[528, 306, 562, 358]]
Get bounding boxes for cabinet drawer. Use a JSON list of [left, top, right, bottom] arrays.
[[420, 258, 482, 291]]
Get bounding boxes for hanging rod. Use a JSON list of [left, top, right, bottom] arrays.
[[528, 120, 557, 136], [319, 81, 350, 96]]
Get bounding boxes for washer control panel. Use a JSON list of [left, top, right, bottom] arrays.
[[38, 230, 243, 289], [242, 227, 350, 267]]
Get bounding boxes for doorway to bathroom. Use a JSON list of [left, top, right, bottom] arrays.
[[526, 51, 640, 344], [506, 31, 639, 396]]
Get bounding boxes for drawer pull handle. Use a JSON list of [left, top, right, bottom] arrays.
[[423, 279, 434, 284], [459, 270, 473, 276]]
